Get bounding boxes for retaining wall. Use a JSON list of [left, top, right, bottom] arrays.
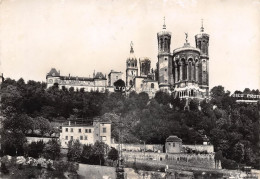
[[122, 151, 216, 169]]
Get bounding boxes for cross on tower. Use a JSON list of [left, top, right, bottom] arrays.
[[163, 16, 166, 29], [201, 19, 204, 32]]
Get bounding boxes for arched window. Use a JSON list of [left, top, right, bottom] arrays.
[[130, 80, 133, 86], [182, 61, 186, 80], [188, 61, 192, 80], [151, 83, 154, 89]]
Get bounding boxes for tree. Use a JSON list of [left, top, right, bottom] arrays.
[[232, 142, 245, 163], [108, 147, 119, 163], [34, 117, 52, 136], [43, 139, 61, 160], [27, 140, 45, 158], [154, 91, 170, 105], [210, 86, 225, 98], [67, 140, 82, 162], [80, 144, 93, 164], [114, 79, 125, 92], [92, 141, 109, 165]]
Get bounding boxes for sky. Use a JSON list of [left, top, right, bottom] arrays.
[[0, 0, 259, 92]]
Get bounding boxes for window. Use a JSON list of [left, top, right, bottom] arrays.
[[116, 76, 118, 79], [130, 80, 133, 86], [172, 142, 175, 147], [101, 136, 107, 141], [103, 128, 106, 133], [165, 80, 167, 83], [89, 129, 92, 133], [165, 58, 167, 61], [85, 129, 88, 133], [151, 83, 154, 89], [168, 143, 171, 146], [71, 136, 73, 140], [70, 128, 73, 132], [165, 69, 167, 71], [78, 129, 81, 133], [85, 136, 88, 140], [80, 136, 83, 140], [65, 136, 68, 140], [65, 128, 68, 132]]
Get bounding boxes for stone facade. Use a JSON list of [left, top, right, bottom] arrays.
[[59, 120, 111, 148], [122, 151, 216, 169], [134, 77, 159, 98], [139, 57, 151, 77], [182, 145, 214, 153], [124, 20, 210, 100], [165, 136, 182, 153], [108, 70, 123, 87], [125, 43, 158, 98], [157, 19, 210, 98], [126, 42, 138, 88], [46, 68, 107, 92], [157, 22, 173, 92]]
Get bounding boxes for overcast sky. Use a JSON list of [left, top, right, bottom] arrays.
[[0, 0, 259, 92]]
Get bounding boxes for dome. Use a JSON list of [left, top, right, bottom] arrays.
[[173, 43, 200, 55]]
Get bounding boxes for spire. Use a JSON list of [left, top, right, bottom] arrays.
[[200, 19, 204, 32], [185, 32, 188, 43], [163, 16, 166, 30], [130, 41, 134, 53]]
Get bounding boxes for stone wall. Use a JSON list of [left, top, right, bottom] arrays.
[[111, 143, 214, 154], [122, 151, 216, 169], [111, 143, 163, 152], [182, 144, 214, 153], [26, 137, 58, 144]]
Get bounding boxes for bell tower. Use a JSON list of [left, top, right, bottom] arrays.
[[157, 17, 173, 92], [126, 41, 138, 88], [195, 19, 210, 96]]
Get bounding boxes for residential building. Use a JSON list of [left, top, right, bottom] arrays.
[[59, 120, 111, 148]]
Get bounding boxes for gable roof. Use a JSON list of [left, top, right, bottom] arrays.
[[47, 68, 60, 77]]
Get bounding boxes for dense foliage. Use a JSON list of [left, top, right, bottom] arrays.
[[0, 78, 259, 169], [67, 140, 111, 166]]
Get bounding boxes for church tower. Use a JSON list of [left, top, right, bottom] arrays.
[[195, 20, 209, 96], [126, 42, 138, 88], [157, 17, 173, 92]]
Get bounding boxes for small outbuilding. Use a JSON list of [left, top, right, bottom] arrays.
[[165, 135, 182, 153]]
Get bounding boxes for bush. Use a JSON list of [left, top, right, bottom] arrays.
[[1, 162, 9, 174], [221, 157, 238, 169], [27, 141, 45, 158]]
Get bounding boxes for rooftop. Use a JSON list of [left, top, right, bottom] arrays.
[[166, 135, 182, 142], [173, 43, 200, 54]]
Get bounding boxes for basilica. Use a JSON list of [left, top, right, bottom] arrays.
[[46, 19, 209, 99], [125, 19, 209, 99]]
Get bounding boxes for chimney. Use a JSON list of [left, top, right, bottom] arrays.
[[69, 121, 71, 126]]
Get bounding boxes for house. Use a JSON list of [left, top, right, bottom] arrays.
[[59, 120, 111, 148], [165, 135, 182, 153]]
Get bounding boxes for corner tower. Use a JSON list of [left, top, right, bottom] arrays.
[[126, 42, 138, 88], [157, 17, 173, 92], [195, 20, 209, 96]]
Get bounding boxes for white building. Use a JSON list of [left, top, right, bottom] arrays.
[[46, 68, 107, 92], [60, 120, 111, 148]]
